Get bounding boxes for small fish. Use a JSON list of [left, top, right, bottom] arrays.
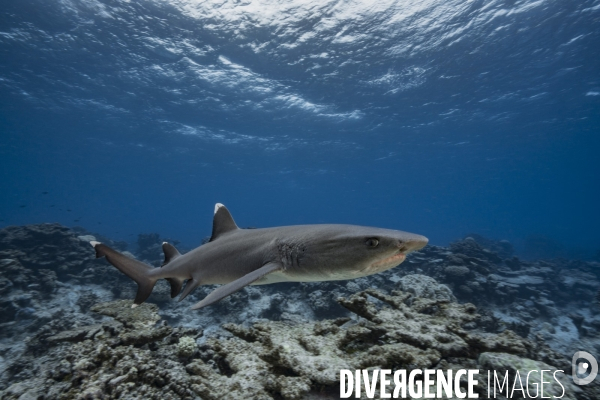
[[42, 191, 48, 195], [19, 205, 26, 208]]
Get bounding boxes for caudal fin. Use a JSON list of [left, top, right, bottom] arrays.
[[90, 241, 157, 307]]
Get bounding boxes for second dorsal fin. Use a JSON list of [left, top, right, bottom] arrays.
[[210, 203, 239, 241], [161, 242, 182, 266]]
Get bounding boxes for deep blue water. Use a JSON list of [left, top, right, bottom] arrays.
[[1, 0, 599, 255]]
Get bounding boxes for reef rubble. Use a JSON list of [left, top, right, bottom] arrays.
[[0, 223, 599, 399], [0, 292, 582, 399]]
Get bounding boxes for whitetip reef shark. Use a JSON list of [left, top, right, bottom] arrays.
[[90, 204, 428, 310]]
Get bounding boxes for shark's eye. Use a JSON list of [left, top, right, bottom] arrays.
[[365, 238, 379, 248]]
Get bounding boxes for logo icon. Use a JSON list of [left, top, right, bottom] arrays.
[[572, 351, 598, 385]]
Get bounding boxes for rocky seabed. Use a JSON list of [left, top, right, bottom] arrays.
[[0, 224, 599, 399]]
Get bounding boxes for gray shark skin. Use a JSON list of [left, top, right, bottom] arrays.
[[90, 204, 428, 310]]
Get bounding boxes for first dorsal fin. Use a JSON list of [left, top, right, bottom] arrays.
[[210, 203, 239, 241], [161, 242, 181, 267]]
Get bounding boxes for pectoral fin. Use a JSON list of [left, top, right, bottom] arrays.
[[190, 262, 282, 310]]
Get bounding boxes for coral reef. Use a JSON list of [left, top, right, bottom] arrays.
[[396, 274, 456, 302], [1, 223, 599, 399], [0, 224, 92, 279], [400, 237, 600, 360], [0, 290, 579, 399], [177, 336, 197, 358]]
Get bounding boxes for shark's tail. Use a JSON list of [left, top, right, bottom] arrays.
[[90, 241, 157, 307]]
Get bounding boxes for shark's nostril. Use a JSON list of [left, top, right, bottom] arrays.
[[399, 237, 428, 253]]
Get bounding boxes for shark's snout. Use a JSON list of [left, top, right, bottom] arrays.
[[398, 235, 429, 254], [364, 234, 428, 274]]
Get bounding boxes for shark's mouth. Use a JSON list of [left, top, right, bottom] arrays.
[[367, 252, 406, 273]]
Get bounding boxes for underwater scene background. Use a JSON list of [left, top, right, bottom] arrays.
[[1, 0, 600, 399], [1, 0, 599, 255]]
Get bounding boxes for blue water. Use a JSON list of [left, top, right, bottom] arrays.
[[1, 0, 599, 255]]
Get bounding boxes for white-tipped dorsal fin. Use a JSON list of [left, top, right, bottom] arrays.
[[210, 203, 239, 242], [90, 241, 101, 247]]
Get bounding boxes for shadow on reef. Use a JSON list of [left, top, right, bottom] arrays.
[[0, 223, 599, 399]]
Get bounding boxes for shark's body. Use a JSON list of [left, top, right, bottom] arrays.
[[91, 204, 428, 310]]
